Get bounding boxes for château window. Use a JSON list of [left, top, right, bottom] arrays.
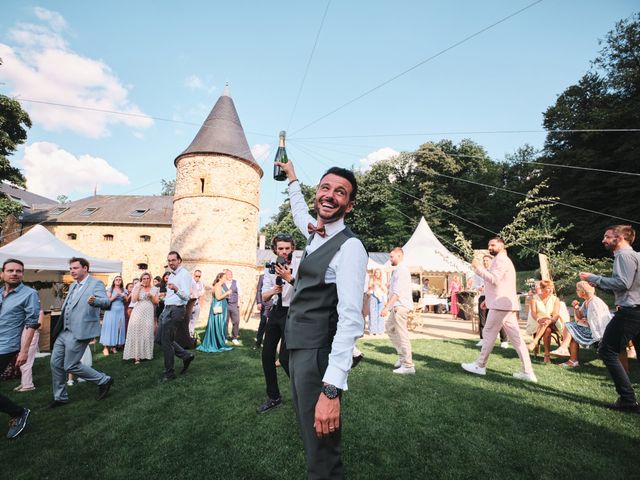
[[103, 234, 114, 241], [67, 233, 77, 240], [129, 209, 148, 218], [50, 207, 70, 216], [140, 235, 151, 242], [137, 263, 148, 270], [79, 207, 99, 217]]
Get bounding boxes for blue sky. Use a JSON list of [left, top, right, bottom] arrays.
[[0, 1, 636, 225]]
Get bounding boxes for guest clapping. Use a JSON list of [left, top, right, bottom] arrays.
[[123, 272, 159, 364]]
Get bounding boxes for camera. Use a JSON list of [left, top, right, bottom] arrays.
[[265, 253, 291, 275]]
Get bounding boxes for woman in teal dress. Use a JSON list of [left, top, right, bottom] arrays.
[[198, 272, 233, 353]]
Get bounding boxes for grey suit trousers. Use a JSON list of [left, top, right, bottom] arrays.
[[51, 330, 109, 401], [290, 347, 343, 480]]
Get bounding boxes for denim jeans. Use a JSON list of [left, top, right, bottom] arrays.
[[598, 307, 640, 404]]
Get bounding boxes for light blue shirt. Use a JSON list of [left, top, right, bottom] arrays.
[[0, 283, 41, 355], [164, 266, 192, 306]]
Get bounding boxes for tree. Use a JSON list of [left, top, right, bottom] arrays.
[[56, 195, 70, 204], [260, 183, 315, 248], [541, 14, 640, 256], [0, 95, 31, 221], [160, 178, 176, 196]]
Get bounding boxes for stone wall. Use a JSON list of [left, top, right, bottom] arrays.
[[171, 153, 261, 327], [34, 223, 172, 284]]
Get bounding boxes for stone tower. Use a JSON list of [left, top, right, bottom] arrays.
[[170, 86, 263, 325]]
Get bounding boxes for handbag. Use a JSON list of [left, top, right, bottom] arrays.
[[213, 305, 223, 314]]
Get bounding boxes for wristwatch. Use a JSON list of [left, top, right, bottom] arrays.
[[321, 383, 341, 400]]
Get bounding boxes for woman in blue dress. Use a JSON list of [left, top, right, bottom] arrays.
[[100, 276, 127, 355], [367, 269, 387, 335], [198, 272, 233, 353]]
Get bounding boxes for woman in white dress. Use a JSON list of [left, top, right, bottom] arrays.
[[123, 272, 159, 364]]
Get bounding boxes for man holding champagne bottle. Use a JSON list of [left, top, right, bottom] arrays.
[[275, 147, 367, 479]]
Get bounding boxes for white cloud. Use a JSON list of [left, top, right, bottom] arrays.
[[33, 7, 67, 31], [22, 142, 129, 197], [358, 147, 399, 171], [251, 143, 271, 161], [184, 74, 204, 90], [0, 9, 152, 138], [184, 74, 216, 94]]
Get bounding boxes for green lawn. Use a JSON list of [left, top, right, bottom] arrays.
[[3, 329, 639, 480]]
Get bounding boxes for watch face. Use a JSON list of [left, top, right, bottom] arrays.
[[322, 384, 339, 399]]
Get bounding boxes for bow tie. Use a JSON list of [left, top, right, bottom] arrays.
[[307, 223, 326, 238]]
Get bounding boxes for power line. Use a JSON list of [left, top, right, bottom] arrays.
[[291, 128, 640, 140], [289, 0, 544, 135], [431, 171, 640, 224], [286, 0, 332, 132], [16, 97, 274, 138]]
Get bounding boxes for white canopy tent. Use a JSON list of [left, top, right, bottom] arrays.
[[0, 225, 122, 273], [399, 217, 472, 275]]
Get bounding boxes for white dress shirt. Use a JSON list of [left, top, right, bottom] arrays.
[[261, 256, 300, 307], [289, 180, 368, 391], [164, 266, 192, 306], [389, 262, 413, 310]]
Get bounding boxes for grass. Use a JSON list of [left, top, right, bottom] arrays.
[[3, 328, 639, 480]]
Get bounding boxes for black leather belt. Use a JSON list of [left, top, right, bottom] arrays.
[[616, 305, 640, 311]]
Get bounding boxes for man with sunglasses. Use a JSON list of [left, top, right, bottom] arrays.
[[256, 233, 298, 414]]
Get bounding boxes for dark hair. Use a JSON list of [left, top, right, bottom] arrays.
[[489, 237, 505, 245], [69, 257, 90, 270], [110, 276, 123, 291], [154, 276, 162, 282], [168, 250, 182, 261], [606, 225, 636, 244], [213, 272, 226, 285], [162, 271, 170, 281], [271, 233, 296, 253], [320, 167, 358, 202], [2, 258, 24, 271]]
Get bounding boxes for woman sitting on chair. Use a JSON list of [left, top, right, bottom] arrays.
[[527, 279, 563, 363], [550, 281, 611, 368]]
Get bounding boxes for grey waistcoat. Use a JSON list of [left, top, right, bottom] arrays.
[[286, 227, 360, 350]]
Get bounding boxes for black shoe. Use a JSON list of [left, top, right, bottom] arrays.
[[605, 398, 640, 413], [6, 408, 30, 439], [352, 353, 364, 368], [47, 400, 68, 409], [97, 377, 114, 400], [181, 355, 195, 375], [253, 343, 262, 350], [160, 374, 176, 384], [256, 397, 282, 414]]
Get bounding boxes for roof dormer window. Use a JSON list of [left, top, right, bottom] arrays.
[[129, 209, 149, 218], [80, 207, 99, 217]]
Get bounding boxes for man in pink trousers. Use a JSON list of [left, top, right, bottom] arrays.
[[461, 237, 537, 383]]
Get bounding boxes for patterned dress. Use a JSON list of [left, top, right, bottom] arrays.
[[123, 287, 158, 360]]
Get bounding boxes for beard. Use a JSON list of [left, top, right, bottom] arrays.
[[603, 239, 618, 252], [488, 249, 498, 256]]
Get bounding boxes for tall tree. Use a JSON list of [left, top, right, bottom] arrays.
[[0, 95, 31, 220], [541, 14, 640, 256]]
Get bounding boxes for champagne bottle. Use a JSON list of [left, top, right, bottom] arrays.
[[273, 130, 289, 181]]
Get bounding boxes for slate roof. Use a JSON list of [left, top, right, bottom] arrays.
[[0, 183, 57, 211], [176, 85, 260, 172], [21, 195, 173, 225]]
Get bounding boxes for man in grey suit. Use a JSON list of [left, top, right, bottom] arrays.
[[49, 257, 114, 407]]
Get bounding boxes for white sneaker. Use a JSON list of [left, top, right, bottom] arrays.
[[393, 359, 402, 368], [392, 366, 415, 375], [476, 340, 484, 347], [513, 371, 538, 383], [500, 342, 509, 349], [231, 339, 240, 346], [461, 362, 486, 376], [66, 379, 74, 386]]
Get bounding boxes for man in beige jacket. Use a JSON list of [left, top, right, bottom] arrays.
[[461, 237, 537, 382]]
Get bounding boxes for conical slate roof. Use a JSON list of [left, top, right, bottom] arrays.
[[176, 85, 258, 166]]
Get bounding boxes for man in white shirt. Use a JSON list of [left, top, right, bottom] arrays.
[[256, 234, 298, 414], [381, 247, 415, 374], [276, 158, 367, 479], [157, 251, 195, 383], [189, 270, 205, 336]]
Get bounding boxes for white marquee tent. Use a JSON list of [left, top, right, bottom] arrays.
[[400, 217, 472, 275], [0, 225, 122, 273]]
